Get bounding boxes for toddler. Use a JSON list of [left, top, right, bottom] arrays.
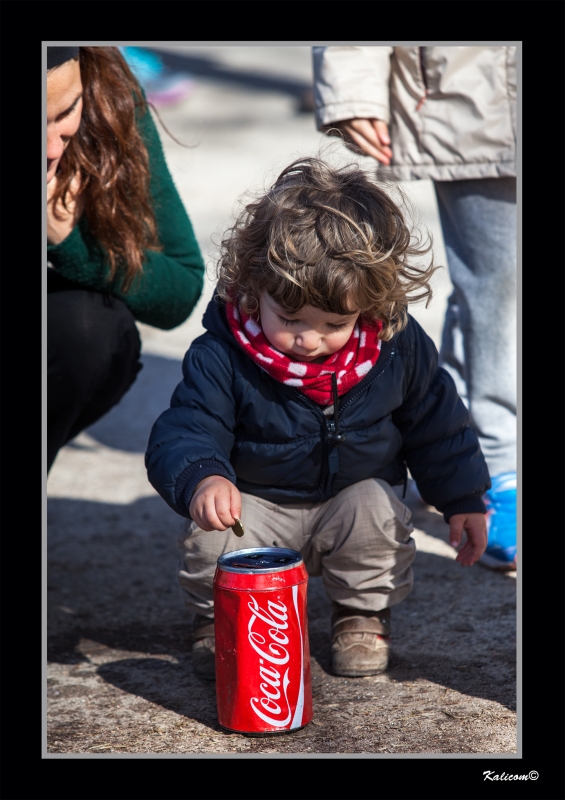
[[146, 157, 490, 680]]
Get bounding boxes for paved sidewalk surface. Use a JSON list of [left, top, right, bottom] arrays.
[[46, 46, 516, 756]]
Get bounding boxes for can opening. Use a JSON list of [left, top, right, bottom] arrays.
[[218, 547, 303, 574]]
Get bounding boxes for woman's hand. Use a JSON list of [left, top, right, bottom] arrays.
[[47, 172, 85, 245], [189, 475, 242, 532], [333, 118, 393, 165], [449, 513, 488, 566]]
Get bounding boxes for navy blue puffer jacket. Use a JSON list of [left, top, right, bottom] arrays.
[[146, 296, 490, 521]]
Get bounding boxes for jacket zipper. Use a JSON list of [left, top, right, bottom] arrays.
[[336, 348, 396, 419], [281, 347, 395, 420], [328, 372, 345, 445], [282, 349, 397, 495]]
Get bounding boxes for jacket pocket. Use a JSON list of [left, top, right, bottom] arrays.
[[231, 437, 323, 489], [335, 419, 403, 485]]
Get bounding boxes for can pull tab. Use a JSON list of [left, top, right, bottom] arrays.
[[231, 518, 244, 537]]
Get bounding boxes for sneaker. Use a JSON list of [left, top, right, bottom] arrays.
[[121, 46, 165, 84], [121, 47, 195, 108], [479, 472, 517, 571], [192, 615, 216, 680], [145, 74, 195, 108], [331, 605, 391, 677]]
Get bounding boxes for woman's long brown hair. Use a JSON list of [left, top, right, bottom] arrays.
[[49, 47, 160, 292]]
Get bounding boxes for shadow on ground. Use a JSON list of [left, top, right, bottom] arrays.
[[48, 494, 516, 734]]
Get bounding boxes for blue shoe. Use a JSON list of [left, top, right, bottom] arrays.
[[479, 472, 517, 571]]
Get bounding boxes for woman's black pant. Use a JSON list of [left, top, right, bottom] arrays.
[[47, 270, 142, 472]]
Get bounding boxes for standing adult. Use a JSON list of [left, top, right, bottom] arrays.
[[47, 46, 205, 472], [312, 46, 517, 570]]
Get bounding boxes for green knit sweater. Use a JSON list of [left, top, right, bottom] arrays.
[[47, 102, 205, 330]]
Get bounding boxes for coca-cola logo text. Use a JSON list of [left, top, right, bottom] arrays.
[[247, 595, 292, 727]]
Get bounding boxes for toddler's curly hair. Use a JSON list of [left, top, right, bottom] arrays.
[[216, 157, 437, 340]]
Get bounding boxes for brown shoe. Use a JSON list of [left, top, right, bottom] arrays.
[[331, 605, 391, 677], [192, 614, 216, 681]]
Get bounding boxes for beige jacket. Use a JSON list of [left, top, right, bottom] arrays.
[[313, 46, 517, 181]]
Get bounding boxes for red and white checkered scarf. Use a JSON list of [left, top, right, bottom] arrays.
[[226, 302, 383, 405]]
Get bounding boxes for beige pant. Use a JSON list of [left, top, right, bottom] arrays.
[[177, 478, 415, 619]]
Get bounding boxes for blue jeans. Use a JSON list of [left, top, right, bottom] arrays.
[[434, 178, 517, 477]]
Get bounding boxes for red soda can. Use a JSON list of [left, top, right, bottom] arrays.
[[213, 547, 313, 735]]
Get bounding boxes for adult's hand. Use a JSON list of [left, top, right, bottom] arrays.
[[333, 118, 393, 165], [47, 172, 85, 245], [189, 475, 242, 532]]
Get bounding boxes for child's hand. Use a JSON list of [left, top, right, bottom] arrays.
[[189, 476, 242, 532], [448, 513, 488, 566]]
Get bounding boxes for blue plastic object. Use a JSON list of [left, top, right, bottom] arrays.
[[480, 472, 517, 570], [121, 47, 165, 84]]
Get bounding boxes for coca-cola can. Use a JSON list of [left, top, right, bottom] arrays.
[[213, 547, 313, 735]]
